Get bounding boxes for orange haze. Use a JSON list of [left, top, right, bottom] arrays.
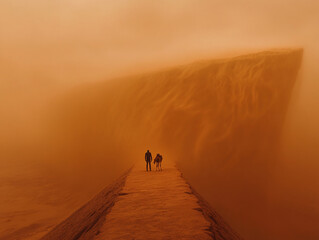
[[0, 1, 319, 240]]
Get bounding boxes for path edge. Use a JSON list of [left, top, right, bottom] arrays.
[[178, 166, 245, 240], [40, 166, 133, 240]]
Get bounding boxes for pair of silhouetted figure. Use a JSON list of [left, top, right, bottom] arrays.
[[145, 150, 163, 171]]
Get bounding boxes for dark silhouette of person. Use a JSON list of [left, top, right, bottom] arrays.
[[145, 150, 152, 171]]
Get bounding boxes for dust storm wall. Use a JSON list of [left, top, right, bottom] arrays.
[[50, 49, 304, 240], [1, 1, 318, 239]]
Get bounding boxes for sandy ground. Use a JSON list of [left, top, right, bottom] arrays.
[[95, 160, 212, 240], [40, 170, 129, 240], [0, 166, 83, 240], [41, 160, 242, 240], [94, 160, 242, 240]]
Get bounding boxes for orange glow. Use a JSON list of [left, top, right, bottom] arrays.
[[0, 1, 318, 239]]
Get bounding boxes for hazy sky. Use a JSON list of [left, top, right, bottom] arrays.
[[1, 0, 319, 151], [1, 0, 319, 155], [1, 0, 318, 86]]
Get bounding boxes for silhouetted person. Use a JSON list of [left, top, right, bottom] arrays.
[[154, 153, 163, 171], [145, 150, 152, 171]]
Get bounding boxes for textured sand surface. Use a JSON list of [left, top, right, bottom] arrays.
[[40, 171, 130, 240], [42, 161, 242, 240], [95, 161, 213, 240]]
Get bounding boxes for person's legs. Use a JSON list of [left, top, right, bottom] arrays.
[[149, 161, 151, 171], [146, 161, 148, 171]]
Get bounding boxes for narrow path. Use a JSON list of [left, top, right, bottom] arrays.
[[94, 160, 212, 240], [41, 160, 242, 240]]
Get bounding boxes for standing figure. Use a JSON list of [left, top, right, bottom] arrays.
[[145, 150, 152, 171], [154, 154, 163, 171]]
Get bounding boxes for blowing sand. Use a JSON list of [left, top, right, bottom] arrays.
[[1, 49, 312, 240]]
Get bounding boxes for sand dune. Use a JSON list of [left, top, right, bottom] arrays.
[[44, 49, 303, 239], [1, 49, 307, 239]]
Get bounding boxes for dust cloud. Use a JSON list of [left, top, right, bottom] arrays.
[[0, 0, 318, 240]]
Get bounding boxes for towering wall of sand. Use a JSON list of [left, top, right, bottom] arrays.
[[47, 49, 303, 240]]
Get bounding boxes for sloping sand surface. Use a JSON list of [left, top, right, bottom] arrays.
[[43, 161, 242, 240], [96, 161, 213, 240], [40, 171, 129, 240], [96, 160, 242, 240]]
